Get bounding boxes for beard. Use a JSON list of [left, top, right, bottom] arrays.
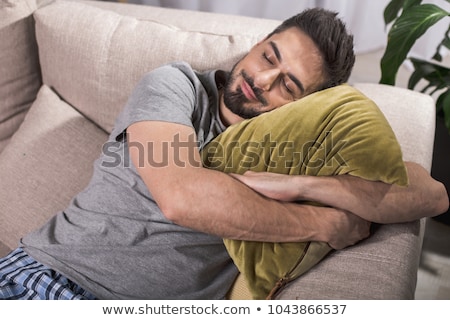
[[223, 64, 268, 119]]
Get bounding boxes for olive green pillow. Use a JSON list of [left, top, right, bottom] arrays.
[[201, 84, 408, 299]]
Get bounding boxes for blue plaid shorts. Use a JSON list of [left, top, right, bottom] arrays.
[[0, 248, 96, 300]]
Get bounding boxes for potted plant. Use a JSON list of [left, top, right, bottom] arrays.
[[379, 0, 450, 224]]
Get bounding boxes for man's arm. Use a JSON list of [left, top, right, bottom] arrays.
[[126, 120, 370, 249], [230, 162, 449, 224]]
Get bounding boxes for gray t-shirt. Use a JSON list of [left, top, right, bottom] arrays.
[[21, 62, 238, 300]]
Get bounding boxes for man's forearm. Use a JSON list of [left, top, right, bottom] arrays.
[[299, 162, 449, 224], [165, 168, 370, 249], [165, 168, 339, 243], [127, 120, 370, 249]]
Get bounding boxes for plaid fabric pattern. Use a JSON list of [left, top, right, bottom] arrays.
[[0, 248, 96, 300]]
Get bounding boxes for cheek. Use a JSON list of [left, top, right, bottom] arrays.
[[265, 91, 292, 109], [229, 71, 243, 92]]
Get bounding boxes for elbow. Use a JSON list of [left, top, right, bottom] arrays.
[[158, 200, 183, 224], [159, 202, 180, 223], [156, 188, 191, 225], [436, 181, 450, 215]]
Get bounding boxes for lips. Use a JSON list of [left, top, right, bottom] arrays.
[[241, 80, 258, 101]]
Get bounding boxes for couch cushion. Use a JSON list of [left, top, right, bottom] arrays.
[[202, 84, 408, 299], [0, 85, 108, 251], [34, 0, 278, 134], [0, 240, 11, 258], [0, 0, 42, 152], [83, 0, 279, 37], [0, 0, 45, 27]]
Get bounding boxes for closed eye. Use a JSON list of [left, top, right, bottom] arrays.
[[282, 78, 295, 98], [263, 52, 274, 65], [283, 79, 292, 93]]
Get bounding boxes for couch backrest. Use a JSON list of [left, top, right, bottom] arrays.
[[1, 0, 437, 173], [0, 0, 46, 152], [34, 0, 280, 133]]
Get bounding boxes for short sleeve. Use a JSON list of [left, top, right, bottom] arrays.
[[112, 62, 199, 141]]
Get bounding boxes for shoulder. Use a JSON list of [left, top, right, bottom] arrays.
[[140, 62, 198, 84]]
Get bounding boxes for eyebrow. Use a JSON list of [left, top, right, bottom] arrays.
[[269, 41, 305, 95]]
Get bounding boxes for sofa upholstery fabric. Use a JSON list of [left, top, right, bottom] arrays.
[[0, 85, 107, 251], [0, 0, 437, 299], [0, 0, 42, 152]]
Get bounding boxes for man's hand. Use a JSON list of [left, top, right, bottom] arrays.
[[230, 162, 449, 224], [323, 209, 371, 250], [126, 120, 371, 248], [230, 171, 371, 249]]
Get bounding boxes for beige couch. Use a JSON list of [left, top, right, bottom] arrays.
[[0, 0, 437, 299]]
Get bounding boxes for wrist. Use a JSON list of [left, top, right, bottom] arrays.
[[294, 174, 317, 202]]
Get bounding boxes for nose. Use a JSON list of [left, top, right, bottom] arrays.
[[253, 68, 281, 91]]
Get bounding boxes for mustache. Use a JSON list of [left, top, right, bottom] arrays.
[[241, 70, 268, 106]]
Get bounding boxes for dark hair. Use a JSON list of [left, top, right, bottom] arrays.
[[268, 8, 355, 91]]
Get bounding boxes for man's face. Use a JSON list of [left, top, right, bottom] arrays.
[[223, 27, 325, 121]]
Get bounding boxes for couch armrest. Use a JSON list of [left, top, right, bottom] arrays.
[[354, 83, 436, 172]]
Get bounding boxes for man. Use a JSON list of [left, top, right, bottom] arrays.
[[0, 8, 448, 300]]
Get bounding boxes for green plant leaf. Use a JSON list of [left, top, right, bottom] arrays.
[[404, 0, 423, 9], [380, 4, 449, 85], [410, 57, 450, 132], [384, 0, 406, 25], [384, 0, 423, 24], [432, 24, 450, 62], [408, 57, 450, 95]]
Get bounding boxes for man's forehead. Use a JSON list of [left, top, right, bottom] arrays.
[[265, 29, 325, 94]]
